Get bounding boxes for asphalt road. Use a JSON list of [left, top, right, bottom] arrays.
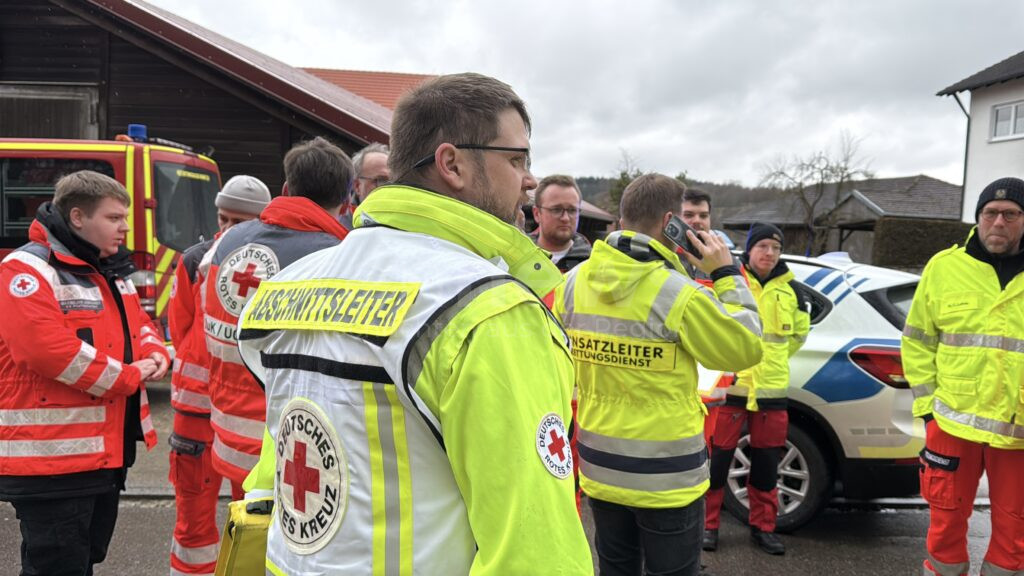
[[0, 379, 998, 575]]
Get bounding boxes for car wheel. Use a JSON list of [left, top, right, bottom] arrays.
[[722, 423, 832, 533]]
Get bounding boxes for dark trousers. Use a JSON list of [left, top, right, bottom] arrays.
[[590, 496, 704, 576], [11, 490, 121, 576]]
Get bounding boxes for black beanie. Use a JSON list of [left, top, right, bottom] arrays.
[[745, 222, 784, 254], [976, 177, 1024, 221]]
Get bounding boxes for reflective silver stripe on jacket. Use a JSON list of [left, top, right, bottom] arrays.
[[0, 436, 105, 457], [212, 407, 264, 441], [141, 335, 164, 348], [911, 381, 936, 399], [934, 398, 1024, 440], [172, 384, 212, 412], [212, 435, 259, 471], [939, 332, 1024, 354], [578, 428, 705, 459], [0, 406, 106, 426], [171, 540, 219, 566], [206, 337, 243, 365], [56, 341, 98, 386], [763, 333, 788, 344], [579, 459, 709, 492], [85, 357, 124, 397], [716, 275, 757, 309], [902, 324, 937, 347], [178, 360, 210, 384], [699, 281, 762, 337]]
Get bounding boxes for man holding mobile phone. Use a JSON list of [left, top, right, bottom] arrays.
[[554, 173, 763, 576]]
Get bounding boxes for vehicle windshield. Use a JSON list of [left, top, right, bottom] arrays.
[[153, 162, 218, 252]]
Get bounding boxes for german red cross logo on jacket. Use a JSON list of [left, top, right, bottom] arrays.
[[536, 412, 573, 479], [276, 398, 347, 555], [216, 244, 279, 315], [9, 273, 39, 298]]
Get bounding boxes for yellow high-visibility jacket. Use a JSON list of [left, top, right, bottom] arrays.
[[554, 231, 763, 508], [902, 228, 1024, 449], [728, 264, 810, 411]]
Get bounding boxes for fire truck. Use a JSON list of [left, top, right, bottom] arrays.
[[0, 125, 222, 338]]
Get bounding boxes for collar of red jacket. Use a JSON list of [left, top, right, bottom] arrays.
[[259, 196, 348, 240]]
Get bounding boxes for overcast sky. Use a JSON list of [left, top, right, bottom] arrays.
[[149, 0, 1023, 187]]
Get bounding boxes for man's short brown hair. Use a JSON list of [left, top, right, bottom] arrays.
[[620, 173, 686, 230], [53, 170, 131, 220], [283, 136, 354, 209], [535, 174, 580, 207], [389, 73, 531, 186]]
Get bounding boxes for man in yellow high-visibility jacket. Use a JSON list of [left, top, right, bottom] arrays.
[[554, 173, 763, 576], [903, 177, 1024, 576], [232, 73, 593, 576], [703, 222, 810, 556]]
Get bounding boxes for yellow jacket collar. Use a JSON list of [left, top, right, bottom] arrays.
[[354, 185, 563, 297]]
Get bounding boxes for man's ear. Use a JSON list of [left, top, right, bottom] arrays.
[[532, 205, 542, 223], [662, 211, 674, 231], [68, 206, 85, 230], [434, 143, 468, 193], [281, 182, 290, 197]]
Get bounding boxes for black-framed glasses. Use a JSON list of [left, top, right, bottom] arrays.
[[411, 144, 532, 170], [357, 175, 390, 188], [980, 208, 1023, 222], [537, 206, 580, 218]]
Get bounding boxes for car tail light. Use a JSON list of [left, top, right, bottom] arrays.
[[849, 345, 908, 389], [128, 251, 157, 317]]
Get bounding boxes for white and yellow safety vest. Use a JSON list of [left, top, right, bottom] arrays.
[[239, 186, 593, 575]]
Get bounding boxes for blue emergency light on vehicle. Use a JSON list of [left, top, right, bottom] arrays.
[[127, 123, 148, 141]]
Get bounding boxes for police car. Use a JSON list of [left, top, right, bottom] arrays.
[[720, 252, 923, 532]]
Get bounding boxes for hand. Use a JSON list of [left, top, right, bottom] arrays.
[[681, 230, 734, 275], [131, 359, 158, 382], [148, 352, 169, 380]]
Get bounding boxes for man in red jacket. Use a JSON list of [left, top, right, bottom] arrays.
[[203, 137, 351, 485], [0, 170, 169, 576], [167, 174, 270, 576]]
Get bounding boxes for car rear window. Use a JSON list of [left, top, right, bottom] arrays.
[[862, 283, 917, 330]]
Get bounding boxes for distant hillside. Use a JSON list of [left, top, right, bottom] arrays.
[[575, 175, 779, 226]]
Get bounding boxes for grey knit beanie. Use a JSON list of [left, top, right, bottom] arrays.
[[215, 175, 271, 215]]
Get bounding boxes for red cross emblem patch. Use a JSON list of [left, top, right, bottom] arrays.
[[276, 397, 347, 555], [215, 243, 279, 315], [9, 273, 39, 298], [536, 413, 573, 479]]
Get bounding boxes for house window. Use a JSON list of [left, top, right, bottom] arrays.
[[992, 102, 1024, 139]]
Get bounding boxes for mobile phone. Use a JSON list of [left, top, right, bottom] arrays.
[[663, 215, 702, 259]]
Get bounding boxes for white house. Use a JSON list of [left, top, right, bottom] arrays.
[[939, 50, 1024, 222]]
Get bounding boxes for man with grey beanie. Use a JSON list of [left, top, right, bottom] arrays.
[[166, 174, 269, 575], [903, 176, 1024, 575]]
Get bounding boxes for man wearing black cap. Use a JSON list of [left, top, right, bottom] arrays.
[[703, 221, 810, 556], [902, 177, 1024, 576]]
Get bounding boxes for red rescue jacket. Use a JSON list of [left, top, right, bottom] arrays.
[[203, 196, 348, 482], [0, 219, 165, 477]]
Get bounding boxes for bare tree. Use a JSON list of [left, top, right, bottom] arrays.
[[608, 149, 642, 214], [760, 131, 873, 255]]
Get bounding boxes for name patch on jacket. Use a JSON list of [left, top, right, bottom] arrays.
[[277, 397, 347, 554], [242, 279, 419, 336], [569, 331, 676, 371]]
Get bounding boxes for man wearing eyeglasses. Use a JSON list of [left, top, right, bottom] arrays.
[[531, 174, 592, 272], [903, 177, 1024, 576], [235, 73, 592, 575], [352, 142, 390, 205], [339, 143, 390, 229]]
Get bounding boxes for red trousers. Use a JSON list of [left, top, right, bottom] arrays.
[[705, 405, 788, 532], [170, 413, 242, 575], [921, 421, 1024, 576]]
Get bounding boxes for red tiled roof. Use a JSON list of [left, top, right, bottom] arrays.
[[303, 69, 435, 111]]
